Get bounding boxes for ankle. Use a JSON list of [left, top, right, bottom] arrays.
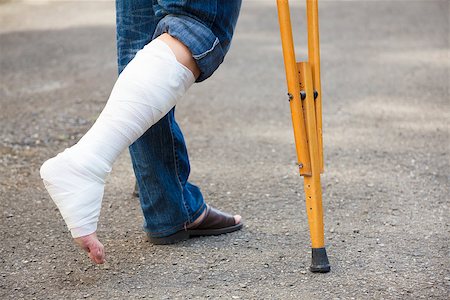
[[186, 209, 207, 229]]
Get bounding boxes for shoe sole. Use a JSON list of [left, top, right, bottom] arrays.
[[148, 223, 243, 245]]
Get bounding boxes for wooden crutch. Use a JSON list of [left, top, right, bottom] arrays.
[[276, 0, 330, 273]]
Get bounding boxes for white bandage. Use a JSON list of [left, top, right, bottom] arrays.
[[40, 39, 195, 238]]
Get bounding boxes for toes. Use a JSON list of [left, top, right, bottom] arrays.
[[74, 233, 106, 264], [91, 242, 105, 264], [88, 243, 105, 264], [98, 245, 105, 264], [234, 214, 242, 225], [89, 247, 105, 264]]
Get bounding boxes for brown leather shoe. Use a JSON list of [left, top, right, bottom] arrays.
[[148, 205, 243, 245]]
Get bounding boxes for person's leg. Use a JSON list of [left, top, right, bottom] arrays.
[[131, 1, 244, 243], [130, 108, 204, 233], [115, 1, 216, 239], [41, 33, 200, 264]]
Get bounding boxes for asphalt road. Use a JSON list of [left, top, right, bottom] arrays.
[[0, 0, 448, 299]]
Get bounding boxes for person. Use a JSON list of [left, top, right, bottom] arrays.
[[40, 0, 243, 264]]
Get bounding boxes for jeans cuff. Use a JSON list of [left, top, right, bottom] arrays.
[[153, 15, 225, 82]]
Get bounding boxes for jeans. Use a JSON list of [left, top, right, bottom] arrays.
[[116, 0, 241, 237]]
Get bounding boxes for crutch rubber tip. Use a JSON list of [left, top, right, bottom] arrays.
[[310, 247, 330, 273]]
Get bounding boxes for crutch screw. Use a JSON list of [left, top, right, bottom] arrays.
[[287, 93, 293, 102], [298, 163, 303, 169], [300, 91, 306, 100], [314, 90, 319, 100]]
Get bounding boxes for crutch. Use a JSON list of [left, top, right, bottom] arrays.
[[276, 0, 330, 273]]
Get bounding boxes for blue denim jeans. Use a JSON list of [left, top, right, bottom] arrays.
[[116, 0, 241, 237]]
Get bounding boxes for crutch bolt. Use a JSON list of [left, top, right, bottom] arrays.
[[313, 90, 318, 100], [287, 93, 294, 102], [298, 163, 303, 169], [300, 90, 306, 100], [310, 247, 331, 273]]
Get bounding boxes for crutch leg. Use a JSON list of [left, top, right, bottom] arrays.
[[299, 62, 330, 272]]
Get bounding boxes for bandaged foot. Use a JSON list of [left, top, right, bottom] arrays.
[[40, 37, 196, 262]]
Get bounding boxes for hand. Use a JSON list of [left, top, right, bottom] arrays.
[[73, 232, 105, 264]]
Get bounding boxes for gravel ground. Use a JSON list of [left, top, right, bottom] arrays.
[[0, 1, 449, 299]]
